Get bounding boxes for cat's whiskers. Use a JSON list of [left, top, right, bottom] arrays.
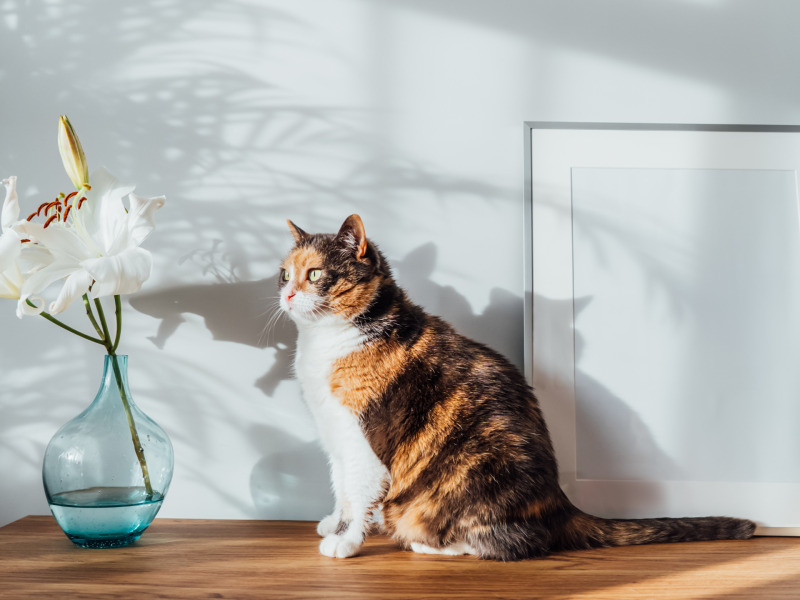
[[258, 299, 286, 347], [255, 296, 284, 319]]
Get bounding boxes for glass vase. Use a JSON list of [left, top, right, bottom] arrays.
[[42, 355, 174, 548]]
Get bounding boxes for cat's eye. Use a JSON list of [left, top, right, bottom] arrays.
[[281, 269, 290, 281], [308, 269, 322, 282]]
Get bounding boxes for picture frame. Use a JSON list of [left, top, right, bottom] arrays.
[[523, 122, 800, 535]]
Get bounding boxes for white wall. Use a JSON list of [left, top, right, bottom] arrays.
[[2, 0, 800, 527]]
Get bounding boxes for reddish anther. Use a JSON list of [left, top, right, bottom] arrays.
[[62, 205, 72, 222], [43, 214, 58, 228], [26, 212, 37, 221], [36, 202, 49, 216], [77, 197, 87, 209], [64, 191, 78, 203], [19, 239, 31, 243]]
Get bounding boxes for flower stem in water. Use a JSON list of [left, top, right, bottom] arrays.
[[108, 354, 154, 499], [95, 297, 154, 499]]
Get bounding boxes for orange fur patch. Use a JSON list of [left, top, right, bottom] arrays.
[[330, 338, 406, 414], [327, 275, 381, 320]]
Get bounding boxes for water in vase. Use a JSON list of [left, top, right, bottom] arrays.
[[49, 486, 164, 548]]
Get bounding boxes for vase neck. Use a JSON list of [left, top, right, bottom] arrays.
[[97, 355, 134, 406]]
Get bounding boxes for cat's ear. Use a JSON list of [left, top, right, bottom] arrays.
[[335, 214, 368, 260], [286, 219, 309, 243]]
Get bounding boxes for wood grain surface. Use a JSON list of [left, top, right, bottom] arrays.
[[1, 516, 800, 599]]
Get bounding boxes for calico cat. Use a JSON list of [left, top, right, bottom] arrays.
[[278, 214, 755, 561]]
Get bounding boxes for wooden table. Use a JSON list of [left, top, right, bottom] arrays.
[[2, 516, 800, 599]]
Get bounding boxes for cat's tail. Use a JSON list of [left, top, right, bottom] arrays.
[[466, 493, 755, 561], [554, 507, 756, 552]]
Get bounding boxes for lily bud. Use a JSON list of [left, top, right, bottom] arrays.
[[57, 115, 89, 191]]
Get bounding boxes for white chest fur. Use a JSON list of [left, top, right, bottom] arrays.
[[293, 317, 384, 470], [294, 315, 389, 557]]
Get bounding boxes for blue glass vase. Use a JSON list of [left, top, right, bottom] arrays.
[[42, 355, 174, 548]]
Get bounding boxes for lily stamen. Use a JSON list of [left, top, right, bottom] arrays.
[[63, 205, 72, 222], [64, 191, 78, 204], [77, 197, 87, 210], [26, 211, 37, 221], [36, 202, 49, 217], [43, 214, 58, 228], [19, 239, 31, 243]]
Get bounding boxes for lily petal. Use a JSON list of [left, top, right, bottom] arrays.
[[108, 192, 166, 255], [0, 278, 18, 299], [49, 269, 93, 314], [0, 261, 23, 299], [20, 259, 83, 298], [82, 247, 152, 297], [79, 167, 134, 255], [19, 245, 55, 269], [2, 177, 19, 229], [0, 228, 21, 273], [19, 222, 93, 263], [16, 295, 45, 319]]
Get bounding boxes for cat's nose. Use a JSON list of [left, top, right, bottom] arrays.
[[286, 288, 296, 301]]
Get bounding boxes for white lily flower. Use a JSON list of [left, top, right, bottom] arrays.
[[19, 166, 165, 315]]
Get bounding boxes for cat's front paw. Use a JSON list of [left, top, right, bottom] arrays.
[[319, 534, 361, 559], [317, 514, 339, 537]]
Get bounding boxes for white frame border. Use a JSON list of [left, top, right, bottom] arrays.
[[522, 122, 800, 536]]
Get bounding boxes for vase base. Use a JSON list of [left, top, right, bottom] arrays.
[[66, 530, 146, 549], [48, 487, 164, 550]]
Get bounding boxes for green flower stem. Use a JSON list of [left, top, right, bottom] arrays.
[[112, 295, 122, 353], [108, 354, 154, 499], [26, 299, 105, 346], [94, 297, 154, 499], [93, 298, 112, 343], [82, 294, 105, 341]]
